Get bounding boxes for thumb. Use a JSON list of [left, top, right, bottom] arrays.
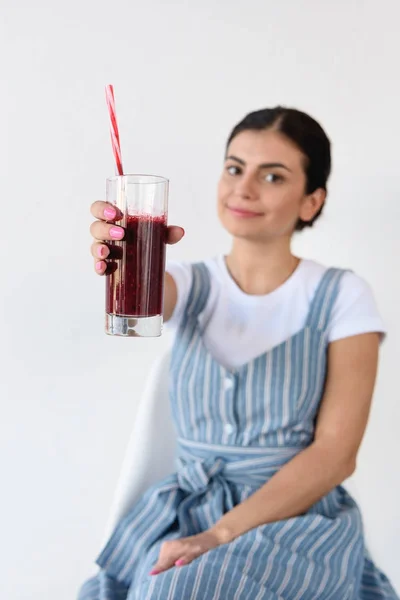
[[167, 226, 185, 245]]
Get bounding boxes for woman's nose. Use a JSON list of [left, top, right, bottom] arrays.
[[235, 175, 258, 200]]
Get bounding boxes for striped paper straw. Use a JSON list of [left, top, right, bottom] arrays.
[[105, 84, 124, 175]]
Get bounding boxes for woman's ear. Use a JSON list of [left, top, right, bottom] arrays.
[[299, 188, 326, 223]]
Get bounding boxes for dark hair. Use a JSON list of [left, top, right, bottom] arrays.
[[226, 107, 331, 231]]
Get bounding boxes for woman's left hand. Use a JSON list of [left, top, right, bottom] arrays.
[[149, 530, 223, 575]]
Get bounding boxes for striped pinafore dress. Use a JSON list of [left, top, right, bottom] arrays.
[[78, 264, 398, 600]]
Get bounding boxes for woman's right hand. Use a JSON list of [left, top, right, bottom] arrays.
[[90, 201, 185, 275]]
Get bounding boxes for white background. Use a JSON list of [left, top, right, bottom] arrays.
[[1, 0, 399, 598]]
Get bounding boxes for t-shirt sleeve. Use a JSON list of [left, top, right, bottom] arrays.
[[165, 260, 193, 329], [327, 271, 387, 343]]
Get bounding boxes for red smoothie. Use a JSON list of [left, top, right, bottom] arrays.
[[106, 214, 167, 317]]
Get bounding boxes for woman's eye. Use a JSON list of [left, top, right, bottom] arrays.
[[226, 165, 240, 176], [264, 173, 282, 183]]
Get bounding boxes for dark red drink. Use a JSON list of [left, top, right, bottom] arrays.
[[106, 214, 167, 317]]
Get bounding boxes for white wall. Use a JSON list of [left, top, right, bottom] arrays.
[[1, 0, 399, 598]]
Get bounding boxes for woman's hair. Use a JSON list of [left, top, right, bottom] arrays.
[[226, 107, 331, 231]]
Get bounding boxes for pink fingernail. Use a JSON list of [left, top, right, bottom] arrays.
[[110, 226, 124, 239], [104, 207, 116, 220], [175, 559, 185, 566], [98, 246, 106, 258], [96, 261, 103, 271], [149, 569, 160, 575]]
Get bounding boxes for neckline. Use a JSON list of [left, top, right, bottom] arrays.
[[195, 325, 318, 376], [191, 260, 336, 375], [218, 254, 305, 303]]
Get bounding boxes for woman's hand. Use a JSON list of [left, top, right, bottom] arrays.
[[149, 530, 223, 576], [89, 200, 184, 275]]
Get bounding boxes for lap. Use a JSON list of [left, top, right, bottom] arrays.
[[128, 509, 367, 600]]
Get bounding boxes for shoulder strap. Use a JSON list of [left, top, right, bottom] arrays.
[[184, 262, 211, 320], [305, 268, 347, 331]]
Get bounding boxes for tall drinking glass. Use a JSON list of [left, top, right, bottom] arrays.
[[105, 175, 168, 337]]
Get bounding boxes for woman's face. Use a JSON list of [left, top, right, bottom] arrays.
[[217, 129, 325, 242]]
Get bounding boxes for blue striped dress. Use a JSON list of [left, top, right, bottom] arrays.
[[78, 264, 398, 599]]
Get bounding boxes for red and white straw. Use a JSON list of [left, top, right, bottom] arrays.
[[105, 84, 124, 175]]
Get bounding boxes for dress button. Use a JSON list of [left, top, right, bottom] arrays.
[[224, 377, 233, 391], [224, 423, 234, 434]]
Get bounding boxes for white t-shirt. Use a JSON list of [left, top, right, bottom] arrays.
[[165, 256, 386, 370]]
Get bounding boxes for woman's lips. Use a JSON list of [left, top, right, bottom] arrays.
[[227, 205, 264, 218]]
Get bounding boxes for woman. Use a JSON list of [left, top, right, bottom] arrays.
[[79, 107, 398, 599]]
